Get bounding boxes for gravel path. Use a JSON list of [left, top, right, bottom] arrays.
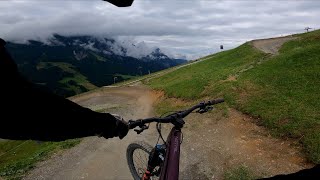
[[23, 35, 314, 180], [251, 36, 297, 54], [179, 108, 312, 179], [23, 85, 313, 180], [23, 86, 160, 180]]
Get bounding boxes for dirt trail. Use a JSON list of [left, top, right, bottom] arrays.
[[251, 36, 297, 55], [179, 108, 312, 179], [24, 85, 161, 180], [24, 84, 313, 180], [11, 33, 313, 180]]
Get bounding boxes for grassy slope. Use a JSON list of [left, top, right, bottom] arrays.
[[38, 62, 97, 92], [148, 30, 320, 163], [149, 43, 269, 99], [0, 139, 80, 180]]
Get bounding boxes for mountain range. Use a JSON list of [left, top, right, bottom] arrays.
[[6, 34, 187, 97]]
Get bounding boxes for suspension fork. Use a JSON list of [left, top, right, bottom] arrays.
[[142, 144, 166, 180], [142, 127, 182, 180]]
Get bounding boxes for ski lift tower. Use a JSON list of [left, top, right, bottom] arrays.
[[220, 45, 224, 52], [114, 77, 118, 84], [305, 27, 312, 32]]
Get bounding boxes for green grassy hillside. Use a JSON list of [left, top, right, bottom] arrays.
[[37, 62, 97, 94], [7, 35, 187, 97], [148, 30, 320, 163], [0, 139, 79, 179]]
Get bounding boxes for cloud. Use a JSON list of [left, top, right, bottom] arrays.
[[0, 0, 319, 59]]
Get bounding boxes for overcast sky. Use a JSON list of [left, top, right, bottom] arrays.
[[1, 0, 319, 59]]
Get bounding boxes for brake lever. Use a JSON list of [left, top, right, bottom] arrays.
[[134, 124, 149, 134], [207, 106, 214, 111], [196, 106, 214, 114]]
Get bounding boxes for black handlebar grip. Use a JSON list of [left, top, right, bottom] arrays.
[[210, 98, 225, 105], [128, 120, 141, 129]]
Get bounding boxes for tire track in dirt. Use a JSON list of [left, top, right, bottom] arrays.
[[24, 85, 313, 180], [179, 108, 313, 179], [24, 86, 161, 180]]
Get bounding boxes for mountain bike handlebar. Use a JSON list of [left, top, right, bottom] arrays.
[[128, 98, 224, 133]]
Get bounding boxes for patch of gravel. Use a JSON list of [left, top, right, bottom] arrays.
[[23, 86, 312, 180], [251, 36, 297, 55], [179, 108, 312, 179]]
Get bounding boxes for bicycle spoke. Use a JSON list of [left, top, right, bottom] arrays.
[[133, 153, 144, 170], [133, 149, 148, 175], [138, 150, 148, 165], [127, 142, 164, 180], [136, 150, 146, 167]]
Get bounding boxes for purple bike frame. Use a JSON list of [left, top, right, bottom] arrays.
[[159, 127, 182, 180]]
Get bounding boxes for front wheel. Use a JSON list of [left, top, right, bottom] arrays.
[[127, 141, 155, 180]]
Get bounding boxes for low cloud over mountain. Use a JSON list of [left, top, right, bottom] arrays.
[[1, 1, 319, 59]]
